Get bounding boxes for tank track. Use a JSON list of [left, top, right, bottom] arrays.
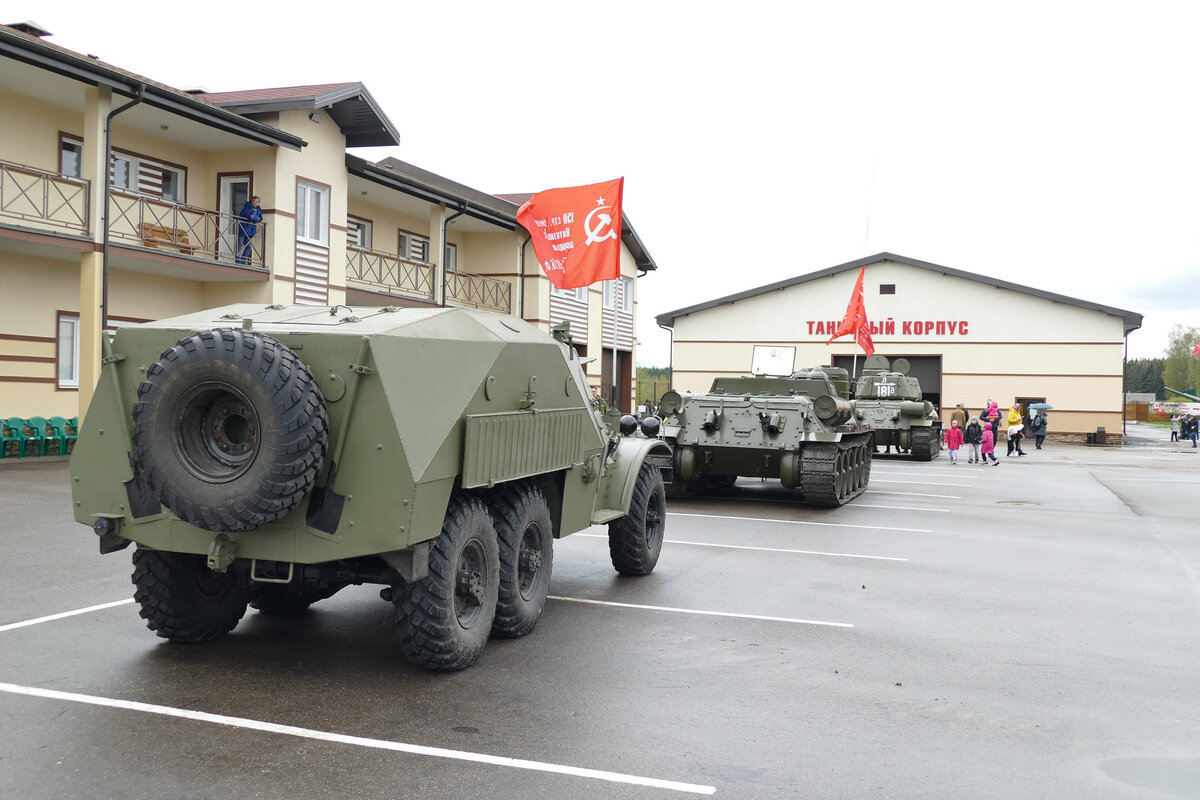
[[799, 432, 873, 507], [910, 426, 942, 461]]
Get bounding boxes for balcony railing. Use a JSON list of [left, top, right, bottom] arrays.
[[0, 159, 89, 234], [346, 247, 435, 302], [445, 271, 512, 315], [107, 192, 265, 266]]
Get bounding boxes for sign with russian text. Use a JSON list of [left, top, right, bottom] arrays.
[[517, 178, 624, 290]]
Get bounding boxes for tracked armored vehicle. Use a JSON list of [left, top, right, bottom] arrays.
[[657, 367, 872, 506], [852, 355, 942, 461], [70, 304, 670, 672]]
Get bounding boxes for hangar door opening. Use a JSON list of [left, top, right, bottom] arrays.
[[834, 354, 942, 409]]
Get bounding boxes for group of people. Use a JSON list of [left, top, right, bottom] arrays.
[[943, 400, 1048, 465], [1170, 413, 1199, 447]]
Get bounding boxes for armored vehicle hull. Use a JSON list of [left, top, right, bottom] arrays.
[[71, 304, 670, 671], [852, 356, 942, 461], [658, 368, 872, 506]]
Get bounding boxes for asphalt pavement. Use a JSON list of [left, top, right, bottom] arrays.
[[1, 441, 1198, 799]]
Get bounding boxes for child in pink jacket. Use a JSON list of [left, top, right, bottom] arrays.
[[943, 419, 964, 464], [981, 421, 999, 465]]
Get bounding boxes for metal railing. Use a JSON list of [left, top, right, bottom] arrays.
[[107, 192, 266, 266], [445, 270, 512, 315], [0, 159, 89, 234], [345, 247, 435, 302]]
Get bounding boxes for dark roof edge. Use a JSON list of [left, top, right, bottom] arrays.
[[348, 155, 518, 229], [213, 83, 400, 148], [0, 27, 306, 151], [655, 252, 1142, 335]]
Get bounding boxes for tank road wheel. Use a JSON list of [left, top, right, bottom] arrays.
[[131, 328, 328, 533], [800, 435, 872, 507], [608, 462, 666, 576], [393, 493, 499, 671], [488, 484, 554, 639], [132, 547, 250, 642], [910, 427, 940, 461]]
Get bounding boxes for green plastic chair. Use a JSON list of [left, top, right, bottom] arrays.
[[26, 416, 60, 457], [49, 416, 77, 455], [3, 417, 31, 458]]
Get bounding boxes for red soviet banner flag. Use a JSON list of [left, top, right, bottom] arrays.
[[516, 178, 624, 289], [826, 265, 875, 356], [1193, 340, 1200, 356]]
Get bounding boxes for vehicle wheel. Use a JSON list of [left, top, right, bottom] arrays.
[[488, 484, 554, 638], [250, 580, 345, 615], [608, 462, 666, 576], [131, 328, 328, 533], [392, 493, 499, 671], [132, 547, 249, 642]]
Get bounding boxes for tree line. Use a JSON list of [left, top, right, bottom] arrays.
[[1127, 325, 1200, 398]]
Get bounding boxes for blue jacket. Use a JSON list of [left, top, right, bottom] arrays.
[[238, 201, 263, 236]]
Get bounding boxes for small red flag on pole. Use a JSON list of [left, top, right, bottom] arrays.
[[1192, 340, 1200, 356], [517, 178, 624, 289], [826, 265, 875, 357]]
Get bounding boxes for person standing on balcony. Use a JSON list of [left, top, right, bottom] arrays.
[[236, 196, 262, 264]]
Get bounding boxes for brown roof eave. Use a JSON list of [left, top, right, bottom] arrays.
[[0, 28, 306, 151]]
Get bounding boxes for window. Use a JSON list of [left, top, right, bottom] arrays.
[[880, 284, 896, 295], [399, 230, 430, 262], [57, 314, 79, 389], [552, 285, 587, 302], [603, 280, 615, 309], [61, 137, 82, 178], [160, 166, 184, 203], [347, 217, 372, 250], [296, 181, 329, 245], [444, 242, 457, 272], [111, 155, 132, 190], [620, 277, 634, 314]]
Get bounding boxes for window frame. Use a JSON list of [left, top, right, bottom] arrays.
[[60, 135, 83, 179], [56, 312, 80, 390], [620, 276, 634, 314], [296, 180, 330, 247], [347, 215, 373, 250], [552, 284, 587, 303], [399, 229, 431, 263]]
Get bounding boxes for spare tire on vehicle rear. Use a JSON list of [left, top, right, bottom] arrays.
[[131, 328, 328, 532]]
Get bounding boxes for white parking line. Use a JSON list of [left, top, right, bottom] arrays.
[[665, 512, 930, 533], [657, 538, 907, 561], [870, 479, 971, 487], [872, 471, 980, 480], [866, 490, 962, 500], [851, 503, 951, 513], [550, 596, 854, 628], [0, 682, 715, 795], [0, 599, 134, 634]]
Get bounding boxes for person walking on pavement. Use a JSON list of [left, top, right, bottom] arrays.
[[1031, 408, 1048, 449], [965, 416, 983, 464], [1006, 402, 1027, 456], [943, 419, 964, 464], [982, 401, 1003, 443], [1185, 414, 1199, 448], [950, 403, 968, 431], [1170, 414, 1181, 442], [981, 422, 1000, 465]]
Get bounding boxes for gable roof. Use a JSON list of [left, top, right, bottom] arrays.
[[0, 24, 305, 150], [199, 82, 399, 147], [655, 252, 1142, 335], [495, 192, 658, 273]]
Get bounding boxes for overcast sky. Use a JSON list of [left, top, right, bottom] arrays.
[[25, 1, 1200, 365]]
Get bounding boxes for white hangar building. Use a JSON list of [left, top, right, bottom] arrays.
[[655, 253, 1143, 443]]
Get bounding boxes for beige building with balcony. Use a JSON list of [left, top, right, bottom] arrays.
[[0, 22, 656, 422], [657, 253, 1142, 443]]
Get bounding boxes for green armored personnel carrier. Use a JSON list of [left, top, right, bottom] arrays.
[[852, 355, 942, 461], [657, 367, 872, 506], [71, 304, 669, 671]]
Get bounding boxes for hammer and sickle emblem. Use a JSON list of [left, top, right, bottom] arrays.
[[584, 201, 618, 246]]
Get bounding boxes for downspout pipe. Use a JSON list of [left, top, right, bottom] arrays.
[[439, 205, 467, 308], [102, 84, 145, 332], [519, 235, 530, 320]]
